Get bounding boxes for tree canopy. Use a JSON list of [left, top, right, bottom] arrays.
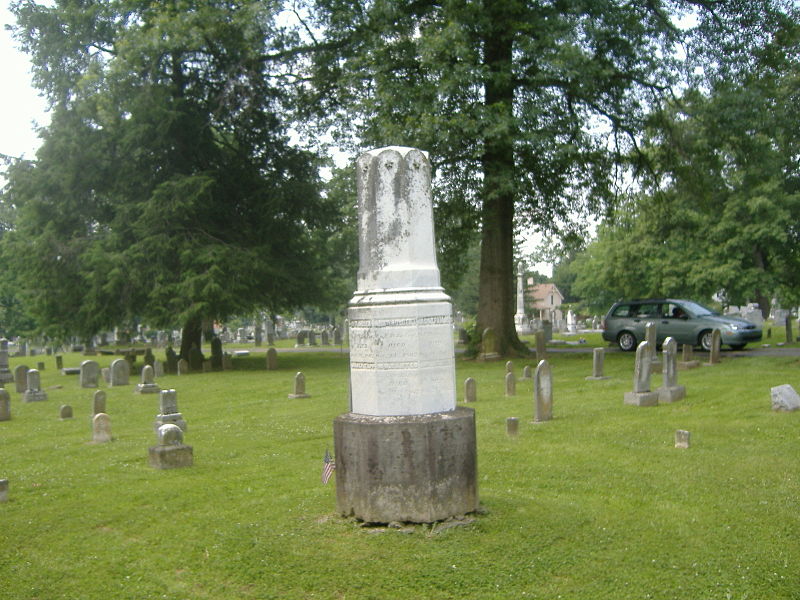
[[2, 0, 347, 353]]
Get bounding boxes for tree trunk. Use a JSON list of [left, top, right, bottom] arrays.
[[753, 249, 771, 320], [475, 3, 528, 357], [179, 315, 202, 360]]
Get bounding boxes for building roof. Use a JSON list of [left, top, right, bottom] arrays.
[[528, 283, 564, 309]]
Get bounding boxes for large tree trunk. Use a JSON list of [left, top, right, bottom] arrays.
[[475, 3, 528, 357], [179, 315, 202, 360], [753, 249, 771, 320]]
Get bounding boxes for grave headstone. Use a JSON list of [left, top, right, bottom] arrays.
[[505, 360, 514, 374], [585, 347, 610, 381], [464, 377, 476, 403], [542, 319, 553, 342], [165, 347, 178, 375], [267, 332, 275, 346], [321, 330, 330, 346], [295, 330, 307, 347], [55, 355, 63, 370], [707, 329, 721, 365], [92, 413, 112, 443], [23, 369, 47, 402], [109, 358, 130, 386], [177, 358, 189, 375], [333, 146, 476, 524], [92, 390, 106, 416], [154, 389, 187, 432], [153, 359, 164, 378], [786, 315, 794, 344], [535, 330, 547, 362], [675, 430, 691, 449], [308, 331, 318, 346], [149, 423, 193, 469], [533, 359, 553, 422], [770, 384, 800, 412], [101, 367, 111, 384], [36, 361, 45, 371], [333, 328, 342, 346], [59, 404, 73, 420], [645, 322, 659, 365], [288, 371, 310, 399], [624, 341, 659, 406], [135, 365, 161, 394], [0, 339, 14, 384], [506, 417, 519, 437], [505, 371, 516, 397], [521, 365, 532, 380], [657, 337, 686, 403], [479, 327, 500, 361], [0, 479, 8, 502], [14, 364, 29, 393], [678, 343, 700, 369], [254, 326, 263, 347], [266, 348, 278, 371], [79, 360, 100, 388], [144, 348, 155, 368], [0, 389, 10, 421]]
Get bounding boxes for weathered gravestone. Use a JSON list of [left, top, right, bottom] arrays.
[[505, 360, 514, 374], [92, 413, 112, 443], [210, 337, 223, 371], [92, 390, 106, 416], [333, 328, 342, 346], [36, 361, 45, 371], [645, 322, 659, 365], [165, 347, 179, 375], [109, 359, 130, 387], [786, 315, 794, 344], [707, 329, 721, 365], [479, 327, 500, 361], [79, 360, 100, 388], [153, 360, 164, 378], [675, 429, 691, 449], [135, 365, 161, 394], [321, 330, 330, 346], [55, 355, 63, 370], [770, 384, 800, 412], [295, 330, 307, 347], [308, 331, 318, 346], [505, 372, 516, 397], [521, 365, 532, 380], [14, 364, 29, 393], [333, 146, 477, 524], [535, 330, 547, 362], [533, 359, 553, 423], [657, 337, 686, 403], [254, 326, 263, 347], [59, 405, 73, 420], [288, 372, 310, 399], [154, 389, 187, 432], [624, 341, 659, 407], [585, 347, 610, 381], [0, 338, 14, 384], [506, 417, 519, 437], [0, 479, 8, 502], [23, 369, 47, 402], [265, 348, 278, 371], [464, 377, 476, 403], [177, 358, 190, 375], [0, 389, 10, 421], [149, 423, 193, 469], [678, 343, 700, 370]]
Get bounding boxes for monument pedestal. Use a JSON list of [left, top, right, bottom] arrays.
[[658, 385, 686, 403], [148, 444, 193, 469], [623, 391, 659, 406], [334, 407, 478, 524]]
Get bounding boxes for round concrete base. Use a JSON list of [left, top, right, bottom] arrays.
[[333, 407, 478, 524]]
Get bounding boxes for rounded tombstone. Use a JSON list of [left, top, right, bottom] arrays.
[[157, 423, 184, 446]]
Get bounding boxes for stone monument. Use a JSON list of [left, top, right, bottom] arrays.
[[624, 341, 659, 407], [109, 358, 130, 387], [533, 359, 553, 422], [585, 347, 610, 381], [135, 365, 161, 394], [514, 263, 530, 335], [79, 360, 100, 388], [149, 423, 193, 469], [23, 369, 47, 402], [333, 146, 478, 524], [154, 389, 187, 432], [657, 337, 686, 403], [0, 338, 14, 384], [288, 371, 310, 399], [0, 388, 10, 421]]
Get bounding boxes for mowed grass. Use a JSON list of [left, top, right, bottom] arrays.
[[0, 346, 798, 599]]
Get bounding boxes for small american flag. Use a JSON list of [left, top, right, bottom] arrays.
[[322, 448, 336, 484]]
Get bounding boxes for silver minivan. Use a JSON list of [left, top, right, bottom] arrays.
[[602, 298, 762, 351]]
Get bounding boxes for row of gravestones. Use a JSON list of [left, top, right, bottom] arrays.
[[295, 329, 343, 347], [462, 359, 553, 423]]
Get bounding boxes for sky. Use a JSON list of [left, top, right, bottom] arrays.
[[1, 4, 49, 161]]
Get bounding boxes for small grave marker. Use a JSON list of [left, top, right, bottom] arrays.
[[92, 413, 112, 443], [464, 377, 476, 403], [624, 341, 659, 407], [506, 417, 519, 437], [59, 405, 73, 420], [534, 359, 553, 422], [288, 372, 310, 399], [585, 347, 610, 381], [0, 389, 10, 421], [266, 347, 278, 370], [505, 372, 516, 397], [675, 430, 691, 449]]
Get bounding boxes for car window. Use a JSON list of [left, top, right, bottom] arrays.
[[663, 303, 687, 319], [680, 300, 718, 316], [633, 303, 660, 318], [612, 305, 632, 317]]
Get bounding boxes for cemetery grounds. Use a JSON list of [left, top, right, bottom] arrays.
[[0, 335, 797, 599]]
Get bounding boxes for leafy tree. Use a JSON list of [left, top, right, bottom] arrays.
[[300, 0, 759, 355], [3, 0, 341, 355]]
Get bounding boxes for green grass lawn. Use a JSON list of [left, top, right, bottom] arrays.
[[1, 347, 797, 599]]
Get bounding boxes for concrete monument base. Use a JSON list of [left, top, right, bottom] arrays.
[[334, 407, 478, 524], [677, 360, 700, 370], [623, 391, 659, 407], [658, 385, 686, 403], [148, 444, 193, 469], [23, 390, 47, 402]]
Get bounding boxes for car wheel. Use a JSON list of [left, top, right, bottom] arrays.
[[699, 330, 713, 351], [729, 344, 746, 351], [617, 331, 637, 351]]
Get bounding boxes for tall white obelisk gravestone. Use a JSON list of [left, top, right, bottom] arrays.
[[334, 147, 478, 523]]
